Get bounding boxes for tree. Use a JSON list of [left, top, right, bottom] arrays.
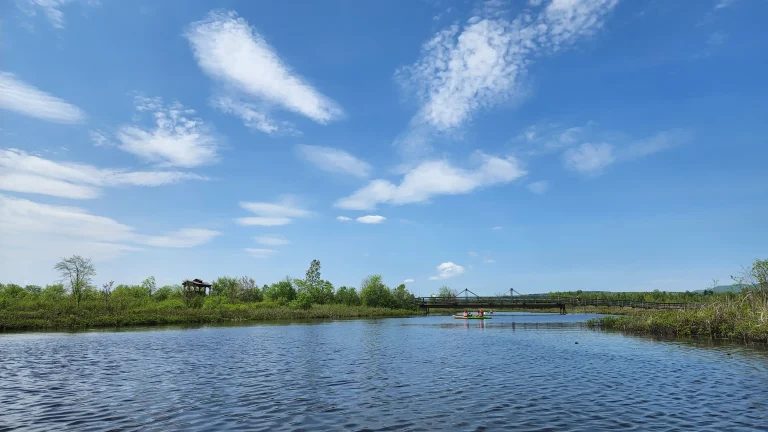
[[141, 276, 156, 297], [438, 286, 457, 298], [264, 277, 297, 304], [24, 285, 43, 295], [238, 276, 262, 302], [102, 281, 114, 312], [360, 275, 392, 308], [211, 276, 240, 301], [305, 259, 321, 288], [335, 286, 361, 306], [54, 255, 96, 308], [392, 283, 415, 309]]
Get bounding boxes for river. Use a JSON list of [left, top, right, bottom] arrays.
[[1, 313, 767, 431]]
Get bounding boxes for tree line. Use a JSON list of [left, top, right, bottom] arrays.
[[0, 256, 417, 313]]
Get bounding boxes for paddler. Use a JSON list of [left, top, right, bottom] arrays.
[[463, 310, 468, 317], [478, 309, 484, 317]]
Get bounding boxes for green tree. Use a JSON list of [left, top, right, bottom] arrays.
[[264, 277, 297, 304], [438, 286, 457, 298], [335, 286, 361, 306], [141, 276, 157, 297], [211, 276, 240, 301], [306, 259, 321, 288], [392, 283, 415, 309], [24, 285, 43, 295], [54, 255, 96, 308], [238, 276, 263, 302], [360, 275, 392, 308], [102, 281, 114, 312]]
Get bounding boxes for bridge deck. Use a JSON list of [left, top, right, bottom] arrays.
[[413, 296, 696, 312]]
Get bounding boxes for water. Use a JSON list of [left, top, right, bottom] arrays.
[[1, 313, 767, 431]]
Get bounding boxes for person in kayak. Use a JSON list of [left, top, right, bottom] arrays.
[[478, 309, 484, 317], [463, 310, 468, 317]]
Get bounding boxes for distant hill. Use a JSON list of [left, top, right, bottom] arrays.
[[694, 284, 746, 294]]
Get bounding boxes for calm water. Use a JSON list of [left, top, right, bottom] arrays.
[[1, 313, 767, 431]]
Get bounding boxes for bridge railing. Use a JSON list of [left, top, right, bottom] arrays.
[[413, 296, 697, 310]]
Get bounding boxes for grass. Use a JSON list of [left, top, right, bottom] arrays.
[[588, 291, 768, 343], [0, 303, 417, 332]]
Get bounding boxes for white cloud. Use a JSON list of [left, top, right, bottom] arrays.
[[492, 226, 503, 230], [0, 194, 220, 263], [404, 279, 415, 283], [428, 262, 465, 280], [245, 248, 277, 258], [139, 228, 221, 248], [116, 96, 219, 168], [563, 130, 692, 175], [356, 215, 386, 224], [527, 180, 549, 195], [395, 0, 618, 152], [484, 258, 496, 263], [17, 0, 70, 29], [212, 96, 298, 135], [336, 216, 352, 222], [185, 11, 343, 128], [335, 152, 525, 210], [0, 148, 206, 199], [468, 251, 478, 256], [0, 72, 86, 123], [714, 0, 737, 9], [236, 198, 314, 226], [563, 142, 616, 174], [295, 145, 371, 178], [89, 130, 113, 147], [254, 235, 291, 246]]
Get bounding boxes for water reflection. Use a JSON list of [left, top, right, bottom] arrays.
[[1, 314, 767, 431]]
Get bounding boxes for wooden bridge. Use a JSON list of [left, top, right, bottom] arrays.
[[413, 289, 698, 314]]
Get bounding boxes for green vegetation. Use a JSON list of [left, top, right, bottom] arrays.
[[0, 256, 418, 331], [589, 259, 768, 343]]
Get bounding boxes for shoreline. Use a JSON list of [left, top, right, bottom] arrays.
[[0, 305, 417, 332]]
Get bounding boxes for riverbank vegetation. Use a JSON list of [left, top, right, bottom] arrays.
[[0, 257, 418, 331], [589, 259, 768, 343]]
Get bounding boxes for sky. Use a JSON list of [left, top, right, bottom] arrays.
[[0, 0, 766, 295]]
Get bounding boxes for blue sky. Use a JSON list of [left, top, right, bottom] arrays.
[[1, 0, 766, 294]]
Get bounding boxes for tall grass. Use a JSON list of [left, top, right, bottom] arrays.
[[589, 291, 768, 343]]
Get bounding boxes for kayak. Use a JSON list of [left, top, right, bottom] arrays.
[[453, 315, 492, 320]]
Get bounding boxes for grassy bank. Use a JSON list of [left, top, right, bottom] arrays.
[[0, 303, 416, 331], [588, 293, 768, 343]]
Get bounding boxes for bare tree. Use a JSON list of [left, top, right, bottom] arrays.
[[54, 256, 96, 308]]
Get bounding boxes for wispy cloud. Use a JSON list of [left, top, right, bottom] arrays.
[[295, 145, 372, 178], [527, 180, 549, 195], [468, 251, 478, 257], [484, 258, 496, 264], [335, 152, 525, 210], [236, 198, 314, 226], [0, 72, 86, 123], [254, 235, 291, 246], [336, 216, 352, 222], [245, 248, 277, 258], [492, 226, 503, 230], [356, 215, 386, 224], [563, 129, 693, 175], [89, 130, 113, 147], [428, 262, 465, 280], [714, 0, 737, 10], [16, 0, 73, 29], [116, 96, 219, 168], [395, 0, 618, 153], [0, 148, 205, 199], [185, 11, 343, 131], [212, 96, 298, 136], [0, 194, 219, 263], [404, 278, 415, 283], [563, 143, 616, 175]]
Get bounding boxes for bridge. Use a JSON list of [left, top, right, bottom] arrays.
[[413, 289, 698, 314]]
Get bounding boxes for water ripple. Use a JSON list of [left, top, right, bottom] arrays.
[[1, 314, 767, 431]]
